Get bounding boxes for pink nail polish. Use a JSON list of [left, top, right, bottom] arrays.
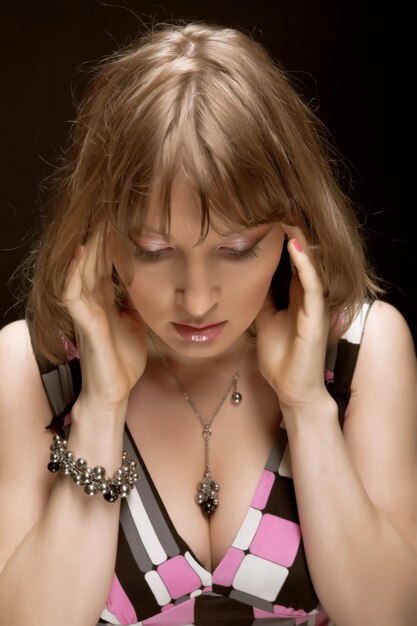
[[293, 239, 302, 253]]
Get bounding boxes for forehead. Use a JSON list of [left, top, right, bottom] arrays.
[[129, 174, 271, 239]]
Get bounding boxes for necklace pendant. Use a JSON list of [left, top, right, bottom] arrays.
[[195, 472, 219, 516]]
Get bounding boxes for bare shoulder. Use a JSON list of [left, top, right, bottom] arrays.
[[365, 298, 415, 343], [0, 317, 55, 445], [0, 318, 37, 375], [0, 319, 52, 428], [0, 318, 32, 353], [345, 301, 417, 548], [0, 320, 55, 572], [355, 300, 416, 379], [348, 299, 417, 410], [0, 318, 36, 367]]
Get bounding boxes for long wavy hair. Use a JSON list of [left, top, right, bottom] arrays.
[[24, 21, 381, 363]]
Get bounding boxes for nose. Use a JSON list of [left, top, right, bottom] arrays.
[[175, 260, 220, 319]]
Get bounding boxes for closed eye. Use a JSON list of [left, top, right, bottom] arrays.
[[133, 245, 261, 262], [221, 246, 260, 260], [133, 247, 173, 261]]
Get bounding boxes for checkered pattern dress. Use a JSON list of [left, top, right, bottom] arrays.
[[35, 300, 372, 625]]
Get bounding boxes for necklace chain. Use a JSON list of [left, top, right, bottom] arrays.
[[147, 329, 250, 516]]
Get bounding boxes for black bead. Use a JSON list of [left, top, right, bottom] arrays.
[[203, 499, 217, 516], [47, 461, 60, 473], [103, 490, 119, 503]]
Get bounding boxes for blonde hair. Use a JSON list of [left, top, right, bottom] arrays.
[[25, 21, 381, 363]]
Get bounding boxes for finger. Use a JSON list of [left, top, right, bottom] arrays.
[[282, 224, 310, 251], [287, 236, 325, 320], [79, 228, 116, 310], [82, 229, 103, 293], [62, 245, 86, 302]]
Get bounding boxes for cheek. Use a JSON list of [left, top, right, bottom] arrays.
[[229, 253, 282, 315], [249, 243, 284, 310], [244, 267, 276, 309], [125, 269, 170, 319]]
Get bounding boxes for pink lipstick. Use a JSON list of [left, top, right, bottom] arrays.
[[172, 321, 227, 342]]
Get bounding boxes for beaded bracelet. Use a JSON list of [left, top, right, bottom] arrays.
[[47, 434, 139, 502]]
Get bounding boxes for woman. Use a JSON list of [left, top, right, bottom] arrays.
[[0, 22, 416, 626]]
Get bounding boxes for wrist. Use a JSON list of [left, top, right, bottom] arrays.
[[48, 433, 138, 502], [71, 395, 128, 428], [68, 399, 127, 466], [280, 391, 339, 436]]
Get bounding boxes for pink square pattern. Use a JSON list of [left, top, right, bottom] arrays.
[[106, 573, 138, 624], [250, 513, 301, 567], [157, 556, 202, 599], [143, 597, 195, 625], [251, 470, 275, 510], [212, 546, 245, 587]]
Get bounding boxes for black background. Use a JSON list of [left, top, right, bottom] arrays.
[[0, 1, 414, 344]]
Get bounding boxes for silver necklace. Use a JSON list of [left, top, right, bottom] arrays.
[[148, 330, 250, 516]]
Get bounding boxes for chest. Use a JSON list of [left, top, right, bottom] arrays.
[[125, 371, 280, 571]]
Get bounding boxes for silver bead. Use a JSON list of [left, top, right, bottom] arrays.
[[84, 483, 98, 496], [195, 493, 205, 504], [231, 392, 242, 405], [99, 480, 111, 493], [65, 450, 75, 461], [118, 483, 131, 498], [80, 469, 92, 483], [76, 458, 87, 469], [60, 463, 70, 475], [93, 466, 106, 479]]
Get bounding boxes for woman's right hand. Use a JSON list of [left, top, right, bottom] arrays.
[[62, 229, 147, 417]]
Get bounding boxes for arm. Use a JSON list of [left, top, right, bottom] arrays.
[[0, 234, 146, 626], [256, 231, 417, 626], [287, 302, 417, 626], [0, 320, 125, 626]]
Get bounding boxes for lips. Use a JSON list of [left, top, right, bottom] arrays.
[[172, 321, 227, 342]]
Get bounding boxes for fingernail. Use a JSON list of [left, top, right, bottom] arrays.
[[293, 239, 302, 253]]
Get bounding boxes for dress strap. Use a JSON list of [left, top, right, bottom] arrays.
[[324, 299, 373, 427], [26, 320, 81, 435]]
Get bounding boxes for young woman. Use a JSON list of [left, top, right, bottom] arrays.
[[0, 22, 416, 626]]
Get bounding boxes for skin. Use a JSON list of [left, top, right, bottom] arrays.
[[0, 175, 416, 626], [109, 176, 286, 364]]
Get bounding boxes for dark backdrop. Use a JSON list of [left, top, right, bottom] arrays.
[[1, 1, 414, 343]]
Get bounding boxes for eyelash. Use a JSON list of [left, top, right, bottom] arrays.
[[133, 247, 170, 261], [133, 245, 260, 262], [222, 246, 260, 260]]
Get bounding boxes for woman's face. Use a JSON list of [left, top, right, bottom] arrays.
[[110, 177, 285, 359]]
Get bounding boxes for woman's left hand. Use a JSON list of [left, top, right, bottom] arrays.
[[255, 225, 331, 412]]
